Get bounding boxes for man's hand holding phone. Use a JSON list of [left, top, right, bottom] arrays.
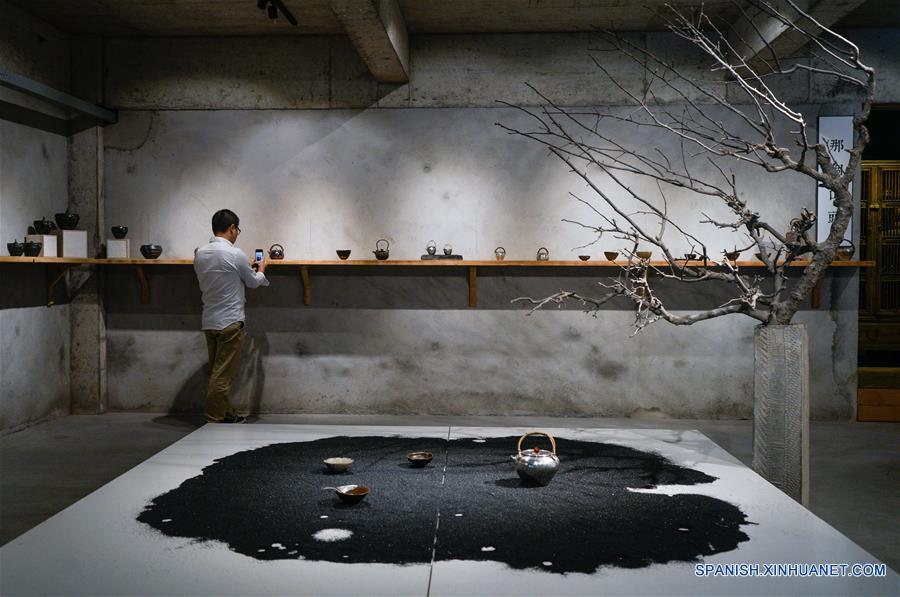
[[252, 249, 268, 273]]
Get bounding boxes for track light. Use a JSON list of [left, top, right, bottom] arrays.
[[254, 0, 297, 26]]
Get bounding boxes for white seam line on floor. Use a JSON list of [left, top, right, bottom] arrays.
[[426, 425, 452, 597]]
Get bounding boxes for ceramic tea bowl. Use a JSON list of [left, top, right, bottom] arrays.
[[323, 457, 353, 473], [329, 484, 369, 504], [55, 211, 79, 230], [407, 452, 433, 467], [140, 244, 163, 259]]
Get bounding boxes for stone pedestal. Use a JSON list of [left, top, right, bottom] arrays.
[[55, 229, 88, 257], [753, 324, 810, 505]]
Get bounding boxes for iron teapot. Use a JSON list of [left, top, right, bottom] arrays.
[[536, 247, 550, 261], [373, 239, 390, 260], [268, 243, 285, 260], [7, 239, 25, 256], [54, 208, 80, 230], [33, 217, 56, 235], [426, 240, 437, 256], [511, 431, 559, 486], [835, 239, 855, 261]]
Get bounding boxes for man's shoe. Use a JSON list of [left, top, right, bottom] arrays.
[[206, 413, 246, 424]]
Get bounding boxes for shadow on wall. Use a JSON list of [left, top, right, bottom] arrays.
[[102, 264, 837, 327], [167, 328, 269, 416], [0, 265, 71, 309]]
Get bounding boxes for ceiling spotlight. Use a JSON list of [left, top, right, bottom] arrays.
[[254, 0, 298, 26]]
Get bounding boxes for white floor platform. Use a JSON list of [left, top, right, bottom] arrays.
[[0, 424, 896, 596]]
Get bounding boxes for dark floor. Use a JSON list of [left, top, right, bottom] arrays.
[[1, 414, 897, 571]]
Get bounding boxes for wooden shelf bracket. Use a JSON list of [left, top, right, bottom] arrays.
[[133, 266, 150, 304], [300, 266, 311, 305], [46, 265, 72, 307]]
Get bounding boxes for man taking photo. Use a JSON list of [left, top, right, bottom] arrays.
[[194, 209, 269, 423]]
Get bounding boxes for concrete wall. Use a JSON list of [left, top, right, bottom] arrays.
[[0, 2, 72, 434], [0, 120, 71, 433], [4, 20, 894, 425], [101, 101, 861, 419], [98, 27, 898, 420]]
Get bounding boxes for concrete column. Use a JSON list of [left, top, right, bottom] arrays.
[[68, 36, 107, 414], [753, 324, 810, 505]]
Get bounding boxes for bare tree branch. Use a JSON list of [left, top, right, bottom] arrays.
[[498, 0, 874, 331]]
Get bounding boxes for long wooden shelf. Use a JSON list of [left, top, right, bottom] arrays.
[[1, 256, 874, 308], [0, 257, 877, 267]]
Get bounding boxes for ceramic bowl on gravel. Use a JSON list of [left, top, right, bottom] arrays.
[[323, 457, 353, 473], [330, 484, 369, 504], [407, 452, 433, 467]]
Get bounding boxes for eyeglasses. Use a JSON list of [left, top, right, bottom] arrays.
[[234, 225, 241, 234]]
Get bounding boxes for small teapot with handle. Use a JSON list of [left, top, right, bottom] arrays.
[[268, 243, 285, 260], [373, 239, 390, 260], [511, 431, 559, 486], [536, 247, 550, 261], [835, 238, 855, 261]]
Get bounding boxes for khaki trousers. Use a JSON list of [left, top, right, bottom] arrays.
[[204, 321, 245, 421]]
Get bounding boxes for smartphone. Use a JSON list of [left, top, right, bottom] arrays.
[[254, 249, 264, 262]]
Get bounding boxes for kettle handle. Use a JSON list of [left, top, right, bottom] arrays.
[[376, 238, 390, 250], [269, 243, 284, 252], [517, 431, 556, 455]]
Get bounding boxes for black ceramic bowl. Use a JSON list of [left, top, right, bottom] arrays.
[[140, 244, 163, 259], [336, 249, 351, 260], [578, 255, 590, 261], [111, 225, 128, 239], [407, 451, 433, 467], [55, 212, 79, 230], [33, 219, 55, 235], [7, 241, 25, 256], [23, 241, 42, 257]]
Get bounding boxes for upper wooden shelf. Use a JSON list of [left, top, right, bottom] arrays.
[[5, 255, 873, 309], [0, 257, 877, 267]]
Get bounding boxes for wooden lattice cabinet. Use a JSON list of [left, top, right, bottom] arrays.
[[858, 161, 900, 421]]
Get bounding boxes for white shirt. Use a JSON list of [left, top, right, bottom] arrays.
[[193, 236, 269, 330]]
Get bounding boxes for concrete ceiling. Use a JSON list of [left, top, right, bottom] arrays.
[[9, 0, 895, 37]]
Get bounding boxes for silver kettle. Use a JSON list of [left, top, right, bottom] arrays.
[[511, 431, 560, 486]]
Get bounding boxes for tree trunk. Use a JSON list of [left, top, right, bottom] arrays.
[[753, 324, 810, 506]]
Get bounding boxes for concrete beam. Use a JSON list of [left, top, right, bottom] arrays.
[[727, 0, 867, 68], [330, 0, 409, 84], [0, 70, 116, 124]]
